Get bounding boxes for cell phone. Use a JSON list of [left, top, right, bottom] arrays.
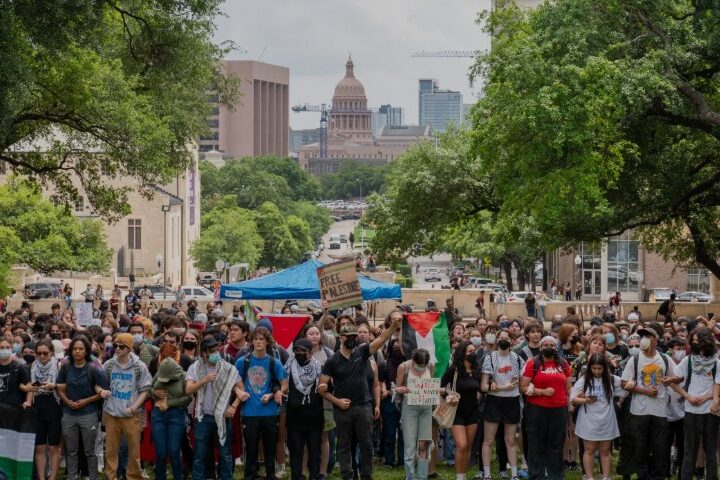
[[32, 381, 41, 387]]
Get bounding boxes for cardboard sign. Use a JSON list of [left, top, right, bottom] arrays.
[[317, 259, 362, 310], [75, 303, 99, 326], [406, 377, 441, 406]]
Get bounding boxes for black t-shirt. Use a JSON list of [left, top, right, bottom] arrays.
[[286, 373, 323, 431], [56, 361, 108, 416], [441, 364, 479, 415], [322, 343, 372, 407], [608, 343, 629, 360], [0, 361, 30, 405]]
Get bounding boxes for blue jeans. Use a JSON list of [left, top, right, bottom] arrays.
[[192, 415, 234, 480], [151, 407, 186, 480], [381, 397, 403, 465], [401, 405, 433, 480]]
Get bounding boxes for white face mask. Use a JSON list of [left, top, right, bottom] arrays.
[[470, 336, 482, 347], [485, 333, 496, 345], [639, 337, 652, 351], [628, 346, 641, 356], [672, 350, 685, 361]]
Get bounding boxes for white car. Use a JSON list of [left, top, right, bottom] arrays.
[[424, 268, 442, 282], [180, 286, 216, 301], [507, 291, 554, 303]]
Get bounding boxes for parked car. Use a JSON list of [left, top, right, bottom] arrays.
[[507, 291, 555, 303], [180, 286, 216, 301], [677, 291, 711, 302], [329, 235, 341, 249], [132, 285, 175, 299], [651, 287, 673, 302], [481, 283, 511, 296], [424, 268, 442, 282], [197, 273, 218, 287], [26, 282, 62, 299], [339, 234, 348, 243]]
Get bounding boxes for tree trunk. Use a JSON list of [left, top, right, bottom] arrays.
[[687, 217, 720, 279], [517, 266, 526, 291], [530, 268, 536, 292], [503, 257, 513, 291], [542, 253, 548, 291]]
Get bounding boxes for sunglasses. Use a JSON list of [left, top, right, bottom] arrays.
[[36, 351, 51, 357], [114, 344, 129, 350]]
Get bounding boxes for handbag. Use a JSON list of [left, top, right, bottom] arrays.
[[432, 370, 458, 428]]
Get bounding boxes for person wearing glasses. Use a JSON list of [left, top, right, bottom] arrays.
[[30, 339, 63, 480], [149, 330, 182, 376], [56, 335, 108, 480], [97, 332, 152, 480]]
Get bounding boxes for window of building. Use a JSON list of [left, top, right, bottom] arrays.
[[200, 132, 219, 141], [579, 242, 602, 295], [606, 231, 639, 293], [75, 197, 84, 212], [209, 106, 219, 115], [687, 267, 710, 293], [207, 119, 219, 128], [128, 219, 141, 250]]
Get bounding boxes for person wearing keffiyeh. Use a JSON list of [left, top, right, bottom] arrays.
[[185, 335, 246, 480], [285, 338, 324, 480], [31, 339, 63, 480]]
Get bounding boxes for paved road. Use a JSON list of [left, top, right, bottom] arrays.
[[409, 254, 453, 289], [317, 219, 357, 263]]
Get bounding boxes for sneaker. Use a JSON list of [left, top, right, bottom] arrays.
[[499, 472, 509, 479], [473, 471, 483, 479], [276, 462, 287, 479], [517, 469, 528, 479], [235, 457, 243, 466]]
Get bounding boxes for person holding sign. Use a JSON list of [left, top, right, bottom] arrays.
[[394, 349, 435, 480], [480, 328, 523, 480]]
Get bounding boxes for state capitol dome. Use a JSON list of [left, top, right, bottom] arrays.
[[333, 57, 366, 100]]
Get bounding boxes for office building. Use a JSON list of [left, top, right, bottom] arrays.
[[289, 128, 322, 154], [199, 60, 289, 160], [418, 79, 463, 133], [371, 105, 404, 137]]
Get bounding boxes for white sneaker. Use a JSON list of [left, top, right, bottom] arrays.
[[235, 457, 243, 466], [276, 461, 287, 478]]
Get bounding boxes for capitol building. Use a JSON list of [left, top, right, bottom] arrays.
[[298, 57, 431, 175]]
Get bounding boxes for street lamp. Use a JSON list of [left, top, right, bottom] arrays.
[[161, 203, 171, 299], [574, 254, 582, 299]]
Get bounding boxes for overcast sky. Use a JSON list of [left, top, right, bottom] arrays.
[[214, 0, 493, 130]]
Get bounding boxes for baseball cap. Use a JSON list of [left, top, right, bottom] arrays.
[[339, 324, 358, 336]]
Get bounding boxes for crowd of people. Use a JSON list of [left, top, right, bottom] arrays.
[[0, 293, 718, 480]]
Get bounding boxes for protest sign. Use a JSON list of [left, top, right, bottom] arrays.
[[317, 259, 362, 310], [75, 302, 99, 326], [406, 377, 441, 406]]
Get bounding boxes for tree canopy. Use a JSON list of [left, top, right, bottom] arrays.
[[0, 0, 238, 219], [319, 161, 389, 200], [470, 0, 720, 275], [0, 179, 111, 294]]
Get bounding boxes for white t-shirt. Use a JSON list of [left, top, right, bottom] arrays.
[[187, 362, 216, 416], [674, 355, 720, 415], [571, 375, 625, 441], [482, 351, 522, 397], [621, 351, 670, 418]]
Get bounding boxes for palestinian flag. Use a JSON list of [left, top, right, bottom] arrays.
[[0, 403, 36, 479], [401, 311, 451, 379], [245, 300, 260, 328], [258, 313, 311, 349]]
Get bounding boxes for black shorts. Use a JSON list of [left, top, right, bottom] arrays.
[[483, 395, 521, 424], [453, 406, 479, 426], [36, 415, 62, 446]]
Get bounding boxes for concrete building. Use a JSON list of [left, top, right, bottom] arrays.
[[289, 128, 321, 154], [546, 231, 712, 301], [199, 60, 289, 160], [371, 104, 404, 137], [298, 57, 430, 175], [418, 79, 463, 133]]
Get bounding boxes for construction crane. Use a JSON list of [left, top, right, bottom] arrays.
[[411, 50, 476, 58], [292, 103, 330, 160]]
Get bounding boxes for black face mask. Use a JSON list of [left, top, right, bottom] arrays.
[[343, 337, 357, 350], [23, 354, 35, 364], [497, 339, 511, 350], [182, 341, 197, 350], [570, 335, 581, 344], [542, 347, 556, 358], [294, 353, 310, 365], [50, 333, 62, 340], [467, 353, 477, 365]]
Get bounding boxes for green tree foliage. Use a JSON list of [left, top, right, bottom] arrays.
[[470, 0, 720, 275], [254, 202, 313, 269], [291, 201, 333, 245], [0, 0, 239, 219], [190, 196, 264, 271], [319, 161, 389, 199], [0, 179, 111, 293]]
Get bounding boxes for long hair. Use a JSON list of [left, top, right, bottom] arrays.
[[582, 353, 613, 402], [452, 340, 474, 377], [692, 327, 717, 357]]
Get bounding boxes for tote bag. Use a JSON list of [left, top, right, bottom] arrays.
[[432, 370, 458, 428]]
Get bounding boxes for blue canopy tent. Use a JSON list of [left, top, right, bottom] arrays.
[[220, 258, 402, 301]]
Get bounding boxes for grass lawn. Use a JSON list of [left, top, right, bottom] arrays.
[[353, 225, 375, 244]]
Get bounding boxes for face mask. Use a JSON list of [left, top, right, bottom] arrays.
[[485, 333, 496, 345], [620, 334, 628, 342], [343, 337, 357, 350], [604, 333, 616, 344], [102, 327, 112, 334], [466, 353, 477, 365], [639, 337, 652, 351], [50, 333, 61, 340], [470, 336, 482, 346], [413, 363, 427, 372], [104, 342, 113, 351], [497, 339, 511, 350], [570, 335, 580, 344], [207, 352, 220, 364], [294, 353, 309, 365], [629, 346, 641, 356], [542, 347, 556, 358], [132, 334, 144, 344], [182, 341, 197, 350], [672, 350, 685, 361], [0, 349, 11, 359], [23, 354, 35, 364], [12, 344, 21, 354]]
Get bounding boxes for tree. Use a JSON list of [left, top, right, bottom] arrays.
[[0, 179, 112, 293], [291, 201, 333, 245], [0, 1, 239, 219], [253, 202, 312, 269], [470, 0, 720, 276], [190, 196, 264, 271], [319, 161, 389, 199]]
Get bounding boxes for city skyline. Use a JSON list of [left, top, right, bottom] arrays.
[[214, 0, 493, 130]]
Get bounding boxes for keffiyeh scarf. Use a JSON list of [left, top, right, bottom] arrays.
[[194, 358, 240, 446], [31, 359, 60, 403], [286, 356, 321, 405]]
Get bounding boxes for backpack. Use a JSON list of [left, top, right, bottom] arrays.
[[658, 300, 671, 315], [631, 352, 670, 391], [241, 354, 281, 394], [683, 356, 717, 392]]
